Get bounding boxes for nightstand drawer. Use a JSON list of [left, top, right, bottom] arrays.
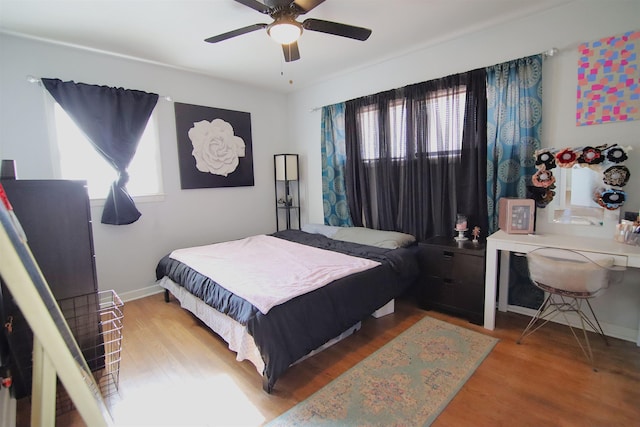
[[418, 246, 455, 278], [423, 275, 457, 307]]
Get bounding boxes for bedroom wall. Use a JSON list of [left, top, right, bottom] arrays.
[[286, 0, 640, 341], [1, 1, 638, 342], [0, 33, 289, 300]]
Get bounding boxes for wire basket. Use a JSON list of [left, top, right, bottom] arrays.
[[55, 290, 124, 414]]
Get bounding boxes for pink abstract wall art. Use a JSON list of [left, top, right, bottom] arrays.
[[577, 29, 640, 126]]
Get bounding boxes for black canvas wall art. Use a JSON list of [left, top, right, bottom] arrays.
[[174, 102, 254, 189]]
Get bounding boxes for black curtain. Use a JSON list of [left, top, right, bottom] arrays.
[[457, 70, 488, 237], [344, 69, 487, 241], [42, 78, 158, 225]]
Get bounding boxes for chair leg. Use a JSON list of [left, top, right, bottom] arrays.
[[557, 297, 608, 371], [558, 298, 596, 370], [517, 294, 554, 344], [517, 295, 607, 371], [584, 299, 609, 346]]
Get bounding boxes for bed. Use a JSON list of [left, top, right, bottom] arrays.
[[155, 226, 419, 393]]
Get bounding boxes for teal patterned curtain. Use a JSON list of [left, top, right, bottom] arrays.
[[486, 54, 543, 233], [321, 103, 353, 226]]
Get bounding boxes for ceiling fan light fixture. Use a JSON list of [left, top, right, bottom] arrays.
[[205, 0, 373, 62], [268, 18, 302, 44]]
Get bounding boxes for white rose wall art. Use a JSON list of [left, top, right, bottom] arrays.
[[189, 119, 245, 176], [174, 102, 254, 189]]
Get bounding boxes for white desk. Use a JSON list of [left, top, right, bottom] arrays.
[[484, 230, 640, 342]]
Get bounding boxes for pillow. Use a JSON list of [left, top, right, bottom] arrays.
[[332, 227, 416, 249], [301, 223, 341, 238]]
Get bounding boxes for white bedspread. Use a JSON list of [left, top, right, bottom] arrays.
[[169, 234, 381, 314]]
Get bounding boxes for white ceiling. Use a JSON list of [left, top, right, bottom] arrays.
[[0, 0, 573, 93]]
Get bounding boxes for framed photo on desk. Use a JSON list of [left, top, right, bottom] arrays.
[[498, 198, 535, 234]]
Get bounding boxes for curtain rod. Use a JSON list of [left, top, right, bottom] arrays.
[[26, 75, 173, 102], [308, 46, 559, 113]]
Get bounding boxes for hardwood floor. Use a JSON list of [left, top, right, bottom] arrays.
[[17, 292, 640, 426]]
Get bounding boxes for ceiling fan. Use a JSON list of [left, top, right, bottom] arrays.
[[205, 0, 372, 62]]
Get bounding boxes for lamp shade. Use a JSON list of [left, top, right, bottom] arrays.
[[275, 154, 298, 181], [1, 160, 17, 179]]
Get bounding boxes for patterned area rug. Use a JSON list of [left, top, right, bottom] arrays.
[[267, 316, 498, 427]]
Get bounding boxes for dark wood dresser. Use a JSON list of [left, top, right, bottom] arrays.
[[0, 179, 101, 399], [417, 236, 486, 324]]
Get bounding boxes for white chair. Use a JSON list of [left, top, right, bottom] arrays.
[[516, 247, 623, 370]]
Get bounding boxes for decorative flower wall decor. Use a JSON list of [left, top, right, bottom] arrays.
[[530, 143, 631, 210], [189, 119, 246, 177], [174, 102, 254, 189]]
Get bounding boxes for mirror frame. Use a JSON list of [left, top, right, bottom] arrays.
[[529, 143, 630, 211]]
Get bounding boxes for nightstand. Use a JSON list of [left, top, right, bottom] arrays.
[[417, 236, 486, 324]]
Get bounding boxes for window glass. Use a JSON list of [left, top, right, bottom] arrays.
[[425, 89, 466, 153], [359, 89, 466, 160], [359, 104, 380, 161], [52, 103, 162, 200]]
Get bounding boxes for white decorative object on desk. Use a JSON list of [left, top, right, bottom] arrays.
[[455, 214, 468, 241]]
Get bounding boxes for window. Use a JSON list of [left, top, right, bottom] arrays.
[[359, 101, 407, 160], [423, 88, 466, 154], [51, 103, 163, 200], [359, 88, 466, 160]]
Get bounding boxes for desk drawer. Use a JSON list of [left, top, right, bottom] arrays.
[[512, 246, 628, 267], [579, 252, 628, 267]]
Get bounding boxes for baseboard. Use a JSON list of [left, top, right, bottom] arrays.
[[507, 304, 639, 344], [116, 284, 164, 302]]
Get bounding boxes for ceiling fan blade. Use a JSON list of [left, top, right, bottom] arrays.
[[205, 23, 268, 43], [282, 41, 301, 62], [302, 19, 371, 41], [293, 0, 326, 14], [234, 0, 271, 14]]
